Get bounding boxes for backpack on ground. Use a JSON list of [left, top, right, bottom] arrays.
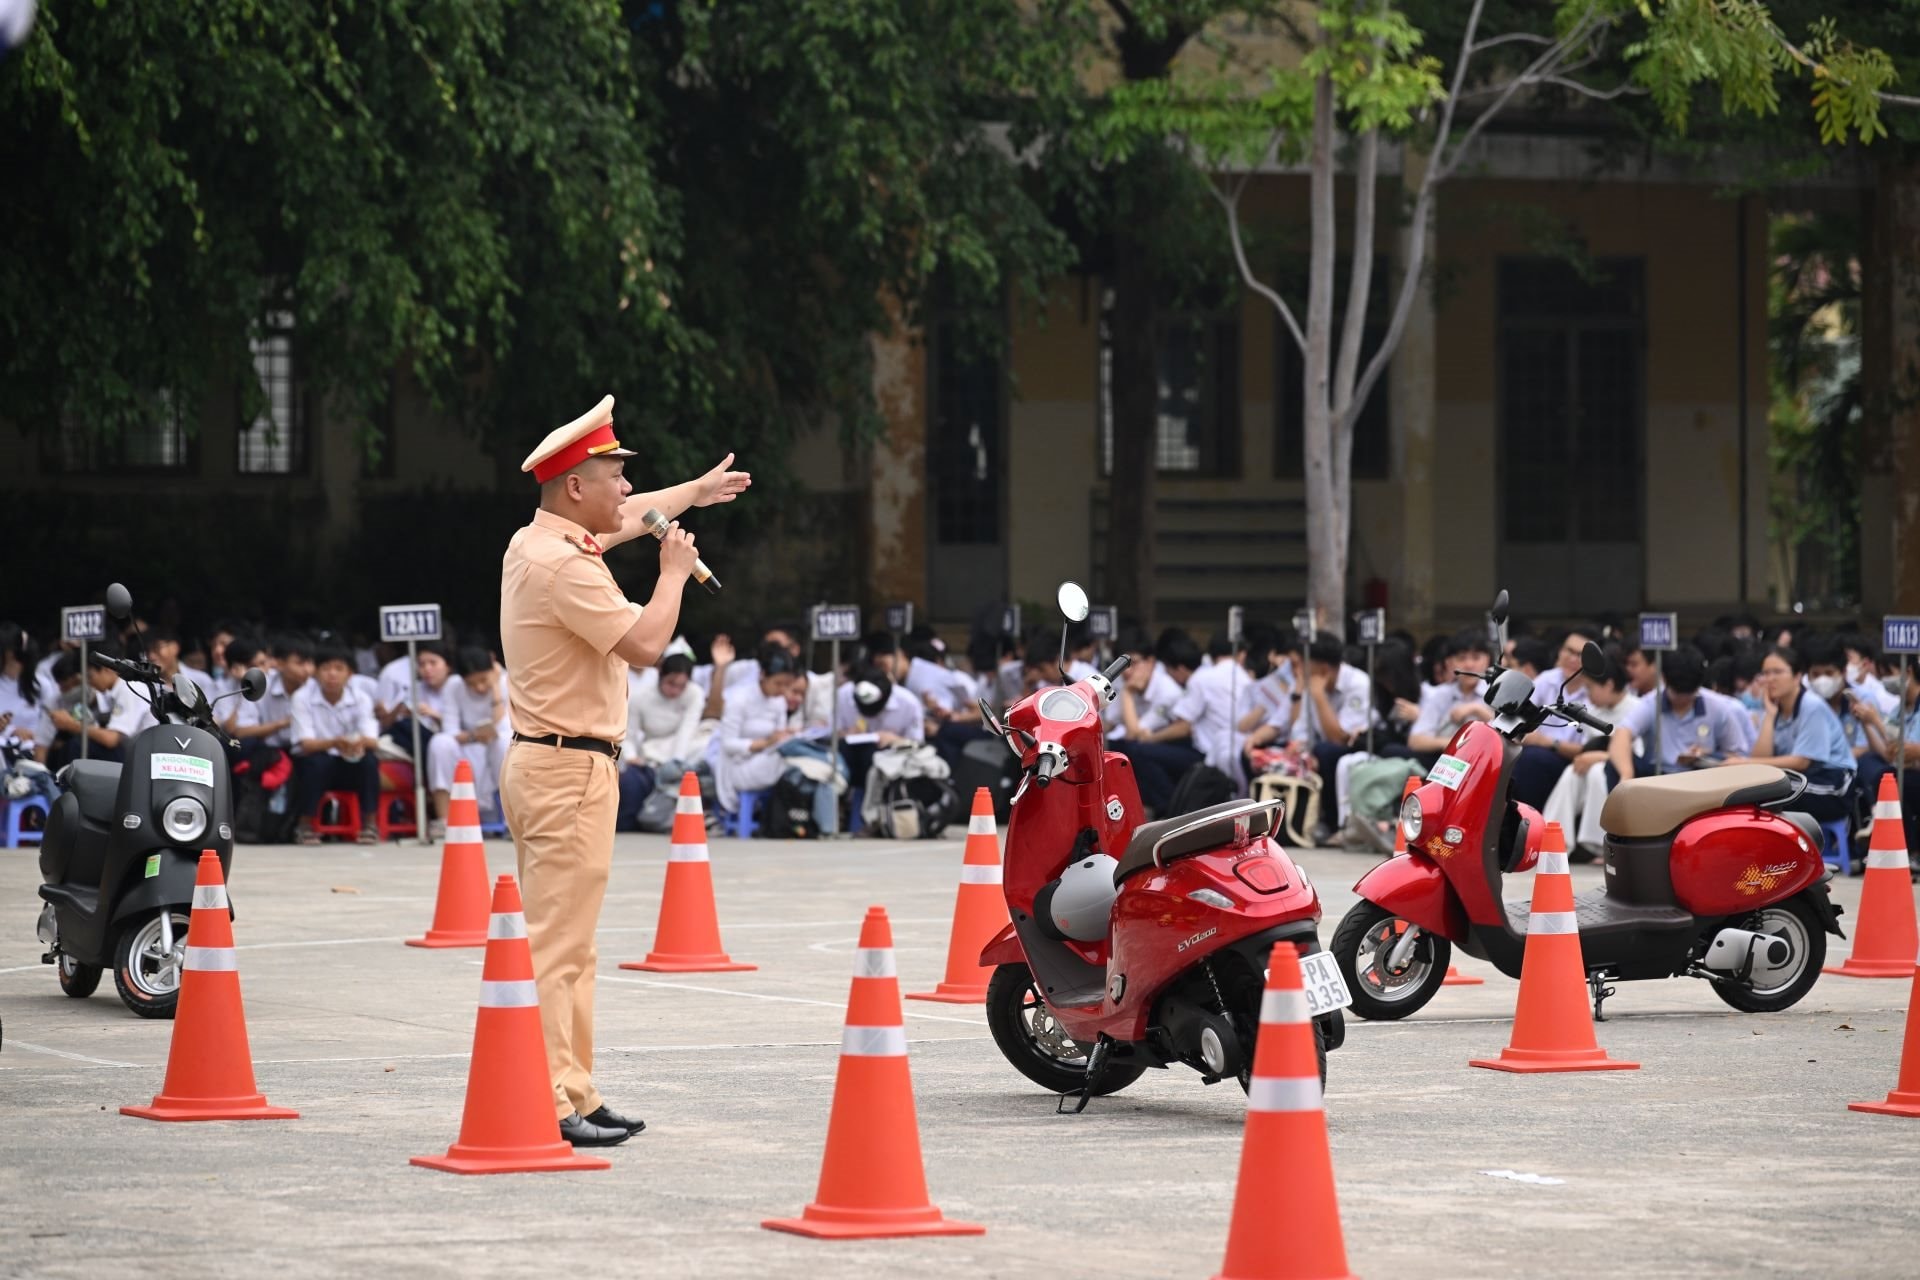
[[763, 771, 823, 840], [1165, 762, 1236, 818], [877, 774, 960, 840]]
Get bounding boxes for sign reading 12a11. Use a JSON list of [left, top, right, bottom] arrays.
[[380, 603, 443, 644]]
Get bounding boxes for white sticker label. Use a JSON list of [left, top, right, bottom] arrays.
[[1428, 754, 1470, 791], [151, 753, 215, 788]]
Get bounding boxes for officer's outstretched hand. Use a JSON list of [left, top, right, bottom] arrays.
[[658, 521, 700, 579], [695, 453, 752, 506]]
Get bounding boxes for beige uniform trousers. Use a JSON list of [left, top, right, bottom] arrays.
[[499, 741, 619, 1121]]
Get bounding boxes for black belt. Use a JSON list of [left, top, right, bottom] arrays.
[[513, 732, 618, 758]]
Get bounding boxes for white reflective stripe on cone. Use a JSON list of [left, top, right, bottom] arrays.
[[1528, 911, 1579, 935], [451, 781, 476, 802], [667, 843, 710, 863], [852, 947, 898, 978], [480, 980, 540, 1008], [967, 814, 997, 837], [445, 826, 483, 845], [676, 794, 703, 815], [1246, 1075, 1322, 1113], [1875, 801, 1903, 820], [841, 1025, 909, 1057], [184, 946, 238, 972], [1536, 852, 1570, 876], [1259, 988, 1309, 1026], [488, 912, 528, 940], [1866, 849, 1909, 870], [958, 864, 1003, 885], [191, 884, 230, 910]]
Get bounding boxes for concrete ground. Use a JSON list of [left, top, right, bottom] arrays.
[[2, 830, 1918, 1280]]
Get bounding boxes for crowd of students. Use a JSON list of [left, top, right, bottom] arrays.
[[2, 608, 1916, 866]]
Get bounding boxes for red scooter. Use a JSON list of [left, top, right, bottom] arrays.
[[1330, 592, 1845, 1022], [976, 584, 1348, 1108]]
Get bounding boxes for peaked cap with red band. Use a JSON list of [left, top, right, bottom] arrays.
[[521, 395, 636, 484]]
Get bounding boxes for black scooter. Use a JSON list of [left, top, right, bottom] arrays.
[[35, 583, 267, 1018]]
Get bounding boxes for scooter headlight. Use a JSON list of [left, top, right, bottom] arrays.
[[1399, 793, 1423, 845], [162, 796, 208, 845]]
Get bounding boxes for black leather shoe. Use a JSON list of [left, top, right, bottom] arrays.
[[559, 1111, 632, 1148], [585, 1104, 646, 1136]]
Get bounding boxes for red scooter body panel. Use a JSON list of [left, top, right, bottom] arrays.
[[1351, 853, 1469, 940], [1669, 808, 1827, 917], [1415, 723, 1515, 928]]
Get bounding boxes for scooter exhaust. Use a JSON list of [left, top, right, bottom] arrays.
[[1702, 927, 1790, 976]]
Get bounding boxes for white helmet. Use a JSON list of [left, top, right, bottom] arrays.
[[1047, 854, 1119, 942]]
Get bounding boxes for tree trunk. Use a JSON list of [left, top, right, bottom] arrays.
[[1107, 196, 1159, 627], [1302, 65, 1343, 635], [1887, 151, 1920, 611]]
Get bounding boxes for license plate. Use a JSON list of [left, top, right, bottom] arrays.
[[1297, 951, 1353, 1015]]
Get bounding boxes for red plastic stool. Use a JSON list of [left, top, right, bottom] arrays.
[[377, 760, 419, 840], [312, 791, 361, 839]]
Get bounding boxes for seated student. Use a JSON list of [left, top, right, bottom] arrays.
[[1855, 668, 1920, 865], [704, 623, 803, 717], [1062, 622, 1099, 683], [1113, 631, 1209, 815], [1507, 636, 1582, 809], [43, 648, 148, 769], [1107, 628, 1188, 741], [1542, 650, 1639, 859], [426, 647, 509, 837], [1712, 642, 1856, 826], [617, 653, 708, 830], [711, 644, 803, 820], [290, 644, 381, 845], [142, 626, 215, 697], [234, 633, 314, 752], [377, 641, 454, 753], [1607, 646, 1760, 784], [0, 623, 51, 763], [835, 667, 925, 800], [1840, 633, 1901, 720], [1289, 635, 1374, 838], [1407, 631, 1495, 765]]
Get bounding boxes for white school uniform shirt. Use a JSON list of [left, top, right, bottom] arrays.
[[1528, 666, 1588, 745], [291, 681, 378, 758], [177, 665, 218, 697], [1288, 663, 1373, 749], [1066, 659, 1099, 683], [625, 668, 706, 766], [349, 672, 380, 709], [233, 670, 298, 749], [0, 676, 52, 745], [1107, 662, 1185, 739], [835, 684, 925, 741], [441, 678, 504, 738], [1410, 680, 1487, 744], [1700, 688, 1757, 754], [376, 655, 414, 715], [906, 656, 955, 713], [1848, 670, 1901, 720], [35, 651, 65, 713], [789, 672, 836, 732], [1172, 660, 1256, 775], [102, 675, 158, 741], [716, 683, 792, 760], [723, 658, 763, 690]]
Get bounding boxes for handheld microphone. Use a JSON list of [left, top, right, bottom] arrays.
[[640, 508, 721, 595]]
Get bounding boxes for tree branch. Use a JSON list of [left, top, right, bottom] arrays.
[[1468, 31, 1556, 55], [1436, 9, 1602, 184], [1209, 173, 1307, 354], [1770, 28, 1920, 110], [1332, 126, 1379, 424]]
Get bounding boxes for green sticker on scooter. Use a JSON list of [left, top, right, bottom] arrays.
[[145, 854, 161, 878]]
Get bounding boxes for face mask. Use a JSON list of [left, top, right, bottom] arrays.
[[1847, 661, 1868, 684], [1809, 675, 1843, 701], [1739, 690, 1764, 711]]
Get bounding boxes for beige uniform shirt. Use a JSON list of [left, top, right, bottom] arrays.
[[500, 508, 641, 742]]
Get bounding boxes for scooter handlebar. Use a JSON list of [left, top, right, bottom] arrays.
[[1558, 701, 1613, 736], [1101, 654, 1131, 683]]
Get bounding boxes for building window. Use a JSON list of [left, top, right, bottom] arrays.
[[1098, 288, 1241, 477], [929, 322, 1002, 545], [43, 394, 194, 474], [236, 311, 305, 475], [1274, 257, 1391, 479]]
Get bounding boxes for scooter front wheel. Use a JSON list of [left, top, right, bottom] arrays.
[[56, 954, 102, 999], [985, 963, 1146, 1097], [113, 910, 190, 1020], [1330, 902, 1450, 1021]]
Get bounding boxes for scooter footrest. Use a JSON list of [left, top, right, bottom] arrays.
[[1504, 890, 1692, 937]]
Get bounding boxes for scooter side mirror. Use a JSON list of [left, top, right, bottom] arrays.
[[1580, 640, 1608, 681], [1489, 589, 1509, 625], [105, 582, 133, 621], [1056, 581, 1090, 623], [241, 668, 269, 702]]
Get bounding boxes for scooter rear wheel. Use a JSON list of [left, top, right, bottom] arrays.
[[1330, 901, 1449, 1021], [56, 955, 102, 999], [1708, 894, 1826, 1014], [985, 963, 1146, 1097]]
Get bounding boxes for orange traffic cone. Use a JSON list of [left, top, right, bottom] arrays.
[[407, 760, 490, 949], [621, 773, 755, 973], [1848, 944, 1920, 1118], [412, 875, 610, 1174], [1825, 775, 1918, 979], [123, 851, 298, 1122], [1470, 822, 1637, 1074], [763, 906, 984, 1240], [907, 788, 1010, 1004], [1210, 943, 1356, 1280]]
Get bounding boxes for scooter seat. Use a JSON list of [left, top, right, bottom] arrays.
[[1113, 799, 1282, 885], [61, 760, 123, 824], [1599, 765, 1789, 839]]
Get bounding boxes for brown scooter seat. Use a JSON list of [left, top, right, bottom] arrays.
[[1113, 799, 1282, 885], [1599, 764, 1795, 839]]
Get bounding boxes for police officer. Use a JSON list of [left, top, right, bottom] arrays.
[[500, 395, 748, 1148]]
